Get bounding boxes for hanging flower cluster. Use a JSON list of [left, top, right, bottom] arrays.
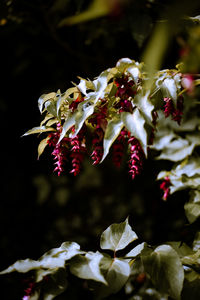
[[160, 176, 171, 201], [22, 281, 35, 300], [24, 58, 193, 180], [163, 96, 184, 125]]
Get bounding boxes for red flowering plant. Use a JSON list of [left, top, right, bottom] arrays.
[[1, 57, 196, 299], [23, 58, 194, 181]]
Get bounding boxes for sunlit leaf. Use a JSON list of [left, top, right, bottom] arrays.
[[23, 126, 55, 136], [70, 251, 107, 284], [58, 114, 76, 142], [161, 77, 179, 101], [38, 92, 56, 113], [45, 101, 57, 117], [116, 58, 135, 73], [126, 242, 147, 258], [56, 87, 77, 116], [38, 136, 49, 159], [100, 218, 138, 252], [121, 109, 147, 156], [0, 241, 82, 279], [133, 90, 154, 124], [100, 116, 124, 163]]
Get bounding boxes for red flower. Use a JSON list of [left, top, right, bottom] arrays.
[[163, 97, 183, 125], [48, 123, 69, 176], [172, 96, 184, 125], [163, 97, 174, 118], [112, 130, 127, 168], [89, 104, 107, 165], [69, 94, 84, 112], [128, 136, 144, 179], [70, 128, 86, 176], [160, 176, 171, 200], [114, 75, 135, 113]]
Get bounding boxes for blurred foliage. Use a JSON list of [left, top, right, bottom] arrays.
[[0, 0, 200, 299]]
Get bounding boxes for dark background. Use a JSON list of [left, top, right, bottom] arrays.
[[0, 0, 199, 299]]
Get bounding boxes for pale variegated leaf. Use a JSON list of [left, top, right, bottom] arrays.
[[70, 251, 107, 284], [38, 136, 49, 159], [125, 242, 146, 258], [100, 116, 123, 163], [134, 90, 154, 124], [116, 58, 135, 73], [56, 87, 77, 116], [0, 242, 82, 279], [121, 109, 147, 156], [38, 92, 56, 113], [100, 218, 138, 252], [23, 126, 55, 136], [127, 66, 140, 84], [58, 114, 76, 142], [45, 101, 57, 117], [158, 158, 200, 194], [161, 77, 178, 101], [40, 114, 54, 126], [73, 100, 95, 136]]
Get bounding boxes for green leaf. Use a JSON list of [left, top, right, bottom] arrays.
[[127, 65, 140, 84], [141, 244, 184, 299], [58, 113, 76, 142], [134, 91, 154, 125], [42, 268, 68, 300], [116, 58, 135, 73], [167, 242, 194, 257], [29, 291, 40, 300], [157, 157, 200, 194], [153, 128, 200, 162], [59, 70, 109, 140], [193, 232, 200, 251], [0, 241, 82, 280], [97, 256, 131, 299], [45, 100, 57, 117], [37, 136, 49, 159], [58, 0, 110, 27], [38, 92, 56, 113], [181, 249, 200, 266], [121, 109, 147, 156], [0, 259, 40, 274], [73, 100, 96, 136], [100, 116, 124, 162], [70, 251, 107, 284], [56, 87, 77, 116], [23, 126, 55, 136], [160, 75, 181, 102], [125, 242, 147, 259], [100, 218, 138, 252], [184, 190, 200, 223], [189, 15, 200, 23]]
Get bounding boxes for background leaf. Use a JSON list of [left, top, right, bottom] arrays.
[[141, 244, 184, 299]]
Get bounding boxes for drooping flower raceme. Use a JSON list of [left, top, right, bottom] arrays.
[[24, 58, 193, 180]]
